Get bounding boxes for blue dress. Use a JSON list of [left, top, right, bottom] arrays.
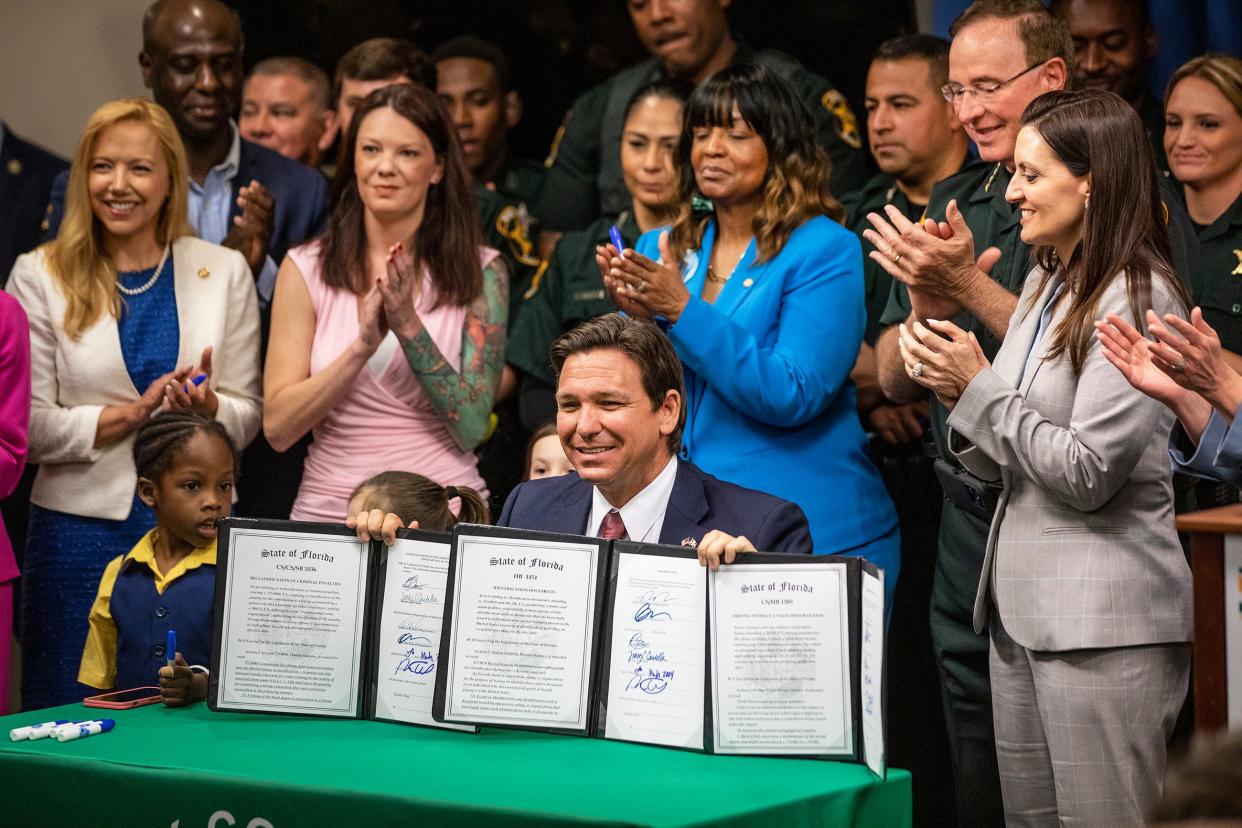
[[20, 261, 179, 710], [637, 218, 901, 609]]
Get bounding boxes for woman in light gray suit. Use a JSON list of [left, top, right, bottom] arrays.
[[897, 90, 1193, 826]]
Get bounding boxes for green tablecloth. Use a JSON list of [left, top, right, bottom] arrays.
[[0, 704, 911, 826]]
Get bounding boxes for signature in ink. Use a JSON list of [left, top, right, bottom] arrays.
[[628, 632, 650, 649], [402, 575, 423, 590], [401, 592, 440, 605], [395, 636, 436, 675], [633, 602, 671, 623], [625, 666, 673, 695], [627, 649, 667, 664]]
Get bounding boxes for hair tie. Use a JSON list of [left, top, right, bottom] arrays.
[[445, 485, 459, 499]]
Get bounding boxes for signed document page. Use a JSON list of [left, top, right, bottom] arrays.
[[860, 568, 886, 775], [709, 562, 853, 755], [374, 537, 473, 731], [603, 551, 706, 749], [443, 534, 600, 730], [216, 527, 369, 716]]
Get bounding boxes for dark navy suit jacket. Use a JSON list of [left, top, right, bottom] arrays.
[[44, 136, 328, 273], [0, 128, 67, 286], [497, 459, 813, 553]]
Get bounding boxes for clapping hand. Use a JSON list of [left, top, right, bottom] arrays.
[[1094, 313, 1189, 407], [163, 346, 219, 417], [898, 318, 989, 409], [379, 242, 423, 340], [222, 180, 275, 275], [598, 232, 690, 322]]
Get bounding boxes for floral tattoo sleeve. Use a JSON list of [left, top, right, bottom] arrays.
[[398, 260, 509, 451]]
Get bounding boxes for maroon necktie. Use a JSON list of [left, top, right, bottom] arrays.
[[597, 509, 627, 540]]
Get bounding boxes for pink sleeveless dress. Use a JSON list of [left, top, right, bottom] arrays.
[[288, 242, 496, 522]]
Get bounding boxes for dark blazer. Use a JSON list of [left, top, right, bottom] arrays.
[[0, 128, 68, 286], [497, 459, 813, 553], [43, 136, 328, 271]]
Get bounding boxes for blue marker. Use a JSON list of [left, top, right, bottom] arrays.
[[190, 373, 207, 386], [609, 225, 626, 253], [9, 720, 69, 741], [54, 719, 115, 742], [166, 629, 177, 668]]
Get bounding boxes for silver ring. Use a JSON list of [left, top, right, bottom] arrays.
[[633, 280, 646, 293], [912, 361, 925, 378]]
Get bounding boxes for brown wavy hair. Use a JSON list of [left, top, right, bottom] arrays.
[[349, 471, 489, 530], [48, 98, 195, 339], [319, 83, 482, 308], [1018, 90, 1190, 374], [666, 63, 843, 268]]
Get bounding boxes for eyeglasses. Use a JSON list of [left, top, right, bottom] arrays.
[[941, 61, 1046, 104]]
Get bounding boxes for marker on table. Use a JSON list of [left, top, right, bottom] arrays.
[[166, 629, 177, 669], [609, 225, 626, 254], [54, 719, 115, 742], [9, 720, 69, 741]]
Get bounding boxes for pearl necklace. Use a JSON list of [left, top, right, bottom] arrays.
[[116, 245, 170, 296]]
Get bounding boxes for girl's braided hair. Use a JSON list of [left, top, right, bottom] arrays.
[[132, 410, 239, 482]]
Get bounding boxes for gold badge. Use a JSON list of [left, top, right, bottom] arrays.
[[820, 89, 862, 149], [197, 267, 210, 279], [1233, 249, 1242, 276], [742, 278, 754, 288], [6, 159, 21, 175], [496, 204, 542, 267]]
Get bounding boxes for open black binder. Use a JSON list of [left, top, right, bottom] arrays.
[[432, 524, 887, 774], [208, 517, 476, 732]]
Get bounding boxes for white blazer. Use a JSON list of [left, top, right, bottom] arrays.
[[6, 236, 262, 521]]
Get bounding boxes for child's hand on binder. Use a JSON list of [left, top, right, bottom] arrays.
[[346, 509, 415, 546], [696, 531, 757, 571]]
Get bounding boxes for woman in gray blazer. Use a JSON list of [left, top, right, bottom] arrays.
[[897, 90, 1193, 825]]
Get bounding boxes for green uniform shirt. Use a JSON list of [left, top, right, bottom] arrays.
[[491, 155, 546, 213], [506, 211, 640, 383], [476, 184, 545, 322], [534, 44, 867, 232], [1192, 192, 1242, 353]]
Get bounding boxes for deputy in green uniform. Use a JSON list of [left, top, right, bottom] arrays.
[[841, 34, 971, 824], [534, 0, 865, 235], [1052, 0, 1171, 174], [508, 79, 691, 430], [866, 8, 1198, 827], [433, 35, 545, 209]]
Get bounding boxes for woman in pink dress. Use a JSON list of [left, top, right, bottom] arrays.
[[0, 292, 30, 714], [265, 83, 507, 522]]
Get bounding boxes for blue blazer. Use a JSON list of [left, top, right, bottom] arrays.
[[0, 128, 67, 286], [636, 217, 896, 557], [44, 137, 328, 272], [497, 459, 813, 553]]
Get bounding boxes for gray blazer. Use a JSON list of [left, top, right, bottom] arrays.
[[946, 266, 1193, 651]]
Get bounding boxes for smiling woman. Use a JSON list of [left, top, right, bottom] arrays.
[[4, 97, 262, 709], [263, 83, 508, 523]]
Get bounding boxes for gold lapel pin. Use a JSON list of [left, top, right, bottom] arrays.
[[6, 159, 21, 175], [742, 278, 754, 288], [197, 267, 210, 279]]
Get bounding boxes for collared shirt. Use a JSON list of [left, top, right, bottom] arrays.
[[78, 529, 217, 690], [187, 122, 279, 303], [1020, 279, 1065, 385], [588, 454, 678, 543]]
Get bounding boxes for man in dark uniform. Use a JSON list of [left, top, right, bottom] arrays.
[[533, 0, 866, 239], [0, 122, 67, 288], [841, 33, 970, 825], [1051, 0, 1168, 173], [863, 4, 1074, 825], [433, 35, 545, 210]]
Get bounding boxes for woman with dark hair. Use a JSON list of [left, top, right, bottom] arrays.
[[506, 79, 692, 418], [598, 64, 898, 602], [900, 90, 1192, 823], [264, 83, 507, 521]]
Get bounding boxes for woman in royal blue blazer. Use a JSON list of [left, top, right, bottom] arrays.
[[598, 63, 899, 602]]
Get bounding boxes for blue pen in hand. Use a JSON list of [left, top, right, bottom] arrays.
[[609, 225, 626, 254], [166, 629, 177, 670], [184, 373, 207, 393]]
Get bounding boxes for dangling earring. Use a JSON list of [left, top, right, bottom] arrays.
[[1084, 195, 1090, 212]]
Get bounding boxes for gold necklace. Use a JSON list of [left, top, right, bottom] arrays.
[[706, 244, 749, 284]]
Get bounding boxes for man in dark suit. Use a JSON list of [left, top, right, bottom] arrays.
[[0, 123, 67, 287], [497, 314, 811, 560]]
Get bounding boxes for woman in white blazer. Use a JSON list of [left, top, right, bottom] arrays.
[[5, 99, 261, 708], [897, 91, 1194, 825]]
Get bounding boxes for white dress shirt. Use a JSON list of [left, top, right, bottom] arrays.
[[588, 455, 678, 542]]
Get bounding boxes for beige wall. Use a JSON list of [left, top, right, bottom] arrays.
[[0, 0, 150, 159]]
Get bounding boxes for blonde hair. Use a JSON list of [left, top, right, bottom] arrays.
[[47, 98, 195, 339], [1166, 53, 1242, 119]]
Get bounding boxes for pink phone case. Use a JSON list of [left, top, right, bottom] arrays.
[[83, 686, 162, 709]]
